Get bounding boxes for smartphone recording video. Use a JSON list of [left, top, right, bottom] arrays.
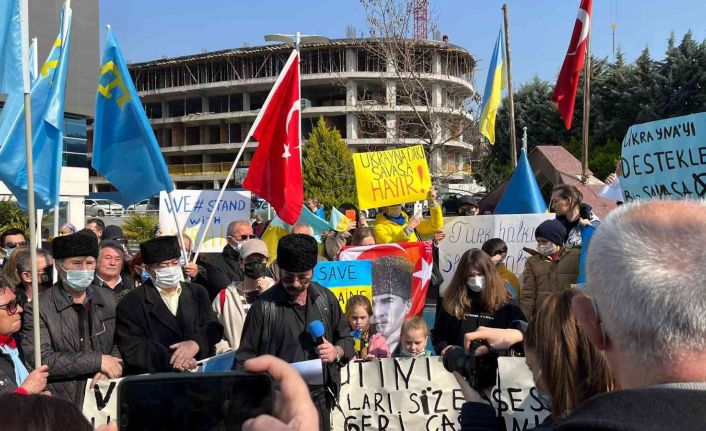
[[118, 372, 274, 431]]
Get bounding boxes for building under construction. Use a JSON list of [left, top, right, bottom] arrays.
[[88, 37, 479, 192]]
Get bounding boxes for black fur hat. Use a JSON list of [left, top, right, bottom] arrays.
[[372, 256, 413, 300], [52, 232, 99, 259], [277, 234, 318, 273], [140, 236, 181, 265]]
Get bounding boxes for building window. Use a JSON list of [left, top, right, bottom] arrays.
[[63, 118, 87, 168]]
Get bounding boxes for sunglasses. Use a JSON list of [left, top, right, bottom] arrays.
[[4, 242, 27, 248], [231, 235, 256, 241], [0, 298, 20, 315]]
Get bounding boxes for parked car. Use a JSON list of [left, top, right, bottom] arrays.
[[85, 199, 124, 217], [127, 199, 149, 212]]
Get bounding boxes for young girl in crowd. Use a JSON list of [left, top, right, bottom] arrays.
[[394, 316, 433, 358], [345, 295, 390, 359], [481, 238, 521, 299]]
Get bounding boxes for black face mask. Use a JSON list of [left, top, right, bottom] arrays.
[[40, 265, 53, 288], [243, 261, 267, 279]]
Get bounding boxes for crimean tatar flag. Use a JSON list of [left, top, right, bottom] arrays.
[[479, 29, 506, 144]]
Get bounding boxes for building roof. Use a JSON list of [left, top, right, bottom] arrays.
[[480, 145, 618, 219], [128, 37, 474, 69]]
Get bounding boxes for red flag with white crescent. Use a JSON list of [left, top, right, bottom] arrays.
[[553, 0, 593, 129], [339, 241, 433, 318], [243, 50, 303, 225]]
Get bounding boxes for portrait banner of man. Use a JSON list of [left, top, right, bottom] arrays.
[[339, 242, 433, 352]]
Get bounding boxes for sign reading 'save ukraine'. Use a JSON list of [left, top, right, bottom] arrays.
[[620, 112, 706, 201], [312, 260, 372, 311]]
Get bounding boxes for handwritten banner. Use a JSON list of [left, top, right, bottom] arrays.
[[331, 357, 549, 431], [159, 190, 251, 253], [313, 260, 373, 311], [439, 214, 555, 292], [620, 112, 706, 201], [82, 378, 123, 428], [353, 145, 431, 210]]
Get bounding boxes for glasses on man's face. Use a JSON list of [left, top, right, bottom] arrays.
[[231, 235, 256, 241], [281, 272, 312, 284], [0, 298, 20, 316], [4, 241, 27, 248]]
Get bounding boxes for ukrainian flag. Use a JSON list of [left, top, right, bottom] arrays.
[[479, 30, 506, 145]]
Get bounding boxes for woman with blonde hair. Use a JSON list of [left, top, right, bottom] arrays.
[[432, 248, 525, 355]]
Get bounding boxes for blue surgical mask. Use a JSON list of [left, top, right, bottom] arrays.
[[60, 265, 95, 292], [3, 246, 17, 258], [140, 267, 150, 283]]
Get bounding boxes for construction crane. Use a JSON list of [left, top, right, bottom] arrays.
[[413, 0, 428, 40]]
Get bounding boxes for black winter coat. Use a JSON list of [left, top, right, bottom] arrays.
[[21, 282, 120, 406], [202, 245, 243, 300], [115, 281, 223, 374]]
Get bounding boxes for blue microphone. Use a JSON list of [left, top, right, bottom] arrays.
[[307, 320, 325, 346]]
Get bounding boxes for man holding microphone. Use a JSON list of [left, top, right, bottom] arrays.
[[235, 234, 354, 431]]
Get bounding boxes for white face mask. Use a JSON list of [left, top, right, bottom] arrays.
[[153, 265, 183, 289], [537, 243, 556, 256], [466, 275, 486, 292], [62, 268, 95, 292]]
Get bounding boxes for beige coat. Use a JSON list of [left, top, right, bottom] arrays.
[[520, 247, 580, 320]]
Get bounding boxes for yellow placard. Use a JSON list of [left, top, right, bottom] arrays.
[[329, 286, 373, 311], [353, 145, 432, 210]]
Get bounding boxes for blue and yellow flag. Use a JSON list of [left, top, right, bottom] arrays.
[[0, 4, 71, 209], [92, 27, 174, 206], [479, 30, 507, 145]]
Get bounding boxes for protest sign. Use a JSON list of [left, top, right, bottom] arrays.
[[313, 260, 373, 311], [620, 112, 706, 201], [339, 242, 433, 352], [331, 357, 548, 431], [159, 190, 251, 253], [353, 145, 432, 210], [83, 378, 123, 428], [439, 214, 555, 292]]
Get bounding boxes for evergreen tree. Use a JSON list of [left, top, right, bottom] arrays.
[[302, 117, 358, 210]]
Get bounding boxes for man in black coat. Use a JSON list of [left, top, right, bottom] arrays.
[[235, 234, 354, 431], [202, 220, 254, 300], [116, 236, 223, 374]]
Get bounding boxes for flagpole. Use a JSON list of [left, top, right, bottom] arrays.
[[581, 25, 591, 184], [192, 49, 299, 262], [166, 190, 188, 265], [18, 0, 41, 369], [502, 4, 517, 168]]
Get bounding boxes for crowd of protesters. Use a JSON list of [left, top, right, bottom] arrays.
[[0, 188, 704, 431]]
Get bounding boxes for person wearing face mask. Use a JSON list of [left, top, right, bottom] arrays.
[[457, 290, 614, 431], [212, 239, 274, 353], [457, 195, 480, 216], [372, 187, 444, 244], [481, 238, 521, 299], [431, 248, 525, 357], [20, 231, 122, 406], [520, 219, 580, 321], [13, 248, 53, 306], [235, 234, 354, 431], [115, 236, 223, 375], [203, 220, 255, 300], [0, 228, 27, 269]]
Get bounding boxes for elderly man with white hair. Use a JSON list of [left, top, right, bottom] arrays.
[[457, 199, 706, 431]]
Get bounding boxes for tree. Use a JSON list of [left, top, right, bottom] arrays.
[[122, 213, 158, 242], [357, 0, 481, 183], [302, 118, 358, 210], [0, 201, 29, 233]]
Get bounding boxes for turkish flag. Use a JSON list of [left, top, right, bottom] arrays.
[[243, 50, 303, 225], [553, 0, 592, 129], [338, 241, 433, 318]]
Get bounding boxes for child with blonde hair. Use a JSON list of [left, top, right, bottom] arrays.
[[394, 316, 433, 358]]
